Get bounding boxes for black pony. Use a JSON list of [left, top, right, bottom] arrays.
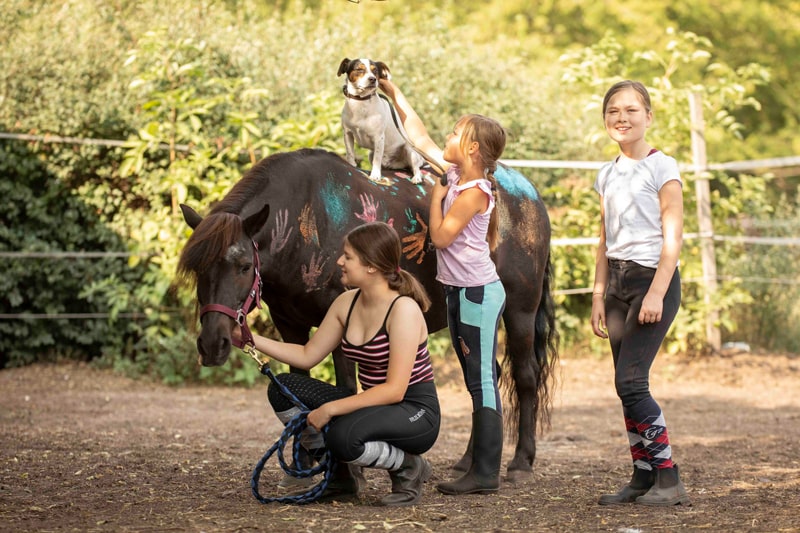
[[177, 148, 558, 481]]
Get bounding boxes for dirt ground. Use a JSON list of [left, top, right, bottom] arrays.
[[2, 348, 800, 533]]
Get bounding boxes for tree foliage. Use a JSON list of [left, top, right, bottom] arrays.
[[0, 0, 797, 380]]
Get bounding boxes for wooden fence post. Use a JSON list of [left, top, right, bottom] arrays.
[[689, 91, 721, 352]]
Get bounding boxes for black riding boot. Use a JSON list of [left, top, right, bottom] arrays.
[[451, 426, 474, 473], [437, 407, 502, 495], [636, 464, 691, 506], [598, 465, 655, 505]]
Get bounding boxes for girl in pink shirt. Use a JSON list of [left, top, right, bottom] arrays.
[[381, 78, 507, 495]]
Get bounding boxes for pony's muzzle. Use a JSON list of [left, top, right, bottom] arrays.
[[196, 324, 232, 366]]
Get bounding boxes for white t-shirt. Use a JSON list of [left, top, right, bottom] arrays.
[[593, 150, 682, 269]]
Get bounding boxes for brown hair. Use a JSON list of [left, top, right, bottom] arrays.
[[344, 222, 431, 312], [602, 80, 652, 116], [456, 114, 506, 251]]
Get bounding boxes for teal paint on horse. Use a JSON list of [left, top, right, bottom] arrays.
[[319, 179, 352, 231], [496, 164, 540, 201]]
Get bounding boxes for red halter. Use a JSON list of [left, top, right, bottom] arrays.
[[199, 240, 262, 350]]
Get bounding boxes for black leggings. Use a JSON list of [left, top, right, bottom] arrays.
[[267, 373, 441, 462], [605, 260, 681, 407]]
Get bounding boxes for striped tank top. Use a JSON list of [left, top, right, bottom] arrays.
[[340, 290, 434, 391]]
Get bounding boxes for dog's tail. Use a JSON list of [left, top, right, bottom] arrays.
[[380, 94, 447, 185]]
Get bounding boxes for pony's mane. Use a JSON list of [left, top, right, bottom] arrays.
[[176, 212, 243, 287], [209, 149, 320, 216], [176, 148, 324, 288]]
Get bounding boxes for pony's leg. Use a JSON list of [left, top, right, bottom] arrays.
[[502, 306, 539, 482], [331, 346, 358, 395], [328, 345, 365, 492]]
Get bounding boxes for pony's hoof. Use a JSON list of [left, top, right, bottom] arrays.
[[505, 467, 534, 484], [277, 474, 315, 492]]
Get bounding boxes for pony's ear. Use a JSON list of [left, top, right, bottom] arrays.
[[180, 204, 203, 230], [243, 203, 270, 238]]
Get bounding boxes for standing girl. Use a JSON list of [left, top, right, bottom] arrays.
[[380, 78, 506, 495], [591, 80, 690, 506], [235, 222, 440, 506]]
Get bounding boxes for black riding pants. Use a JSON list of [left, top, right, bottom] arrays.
[[267, 373, 440, 462], [604, 260, 681, 407]]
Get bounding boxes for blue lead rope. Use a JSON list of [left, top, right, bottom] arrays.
[[250, 365, 336, 505]]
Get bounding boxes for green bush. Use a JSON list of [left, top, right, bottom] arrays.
[[1, 0, 797, 383], [0, 141, 148, 367]]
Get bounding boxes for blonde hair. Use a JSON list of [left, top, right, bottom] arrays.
[[456, 114, 506, 251], [344, 222, 431, 312]]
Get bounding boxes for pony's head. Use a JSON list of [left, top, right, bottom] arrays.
[[177, 203, 270, 366]]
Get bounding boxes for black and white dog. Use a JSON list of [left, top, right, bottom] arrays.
[[338, 57, 424, 184]]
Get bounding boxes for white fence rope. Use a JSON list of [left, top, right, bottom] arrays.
[[1, 133, 798, 318], [3, 233, 798, 261], [0, 132, 191, 152], [3, 131, 799, 174]]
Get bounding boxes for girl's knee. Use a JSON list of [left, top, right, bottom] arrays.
[[325, 423, 361, 462], [267, 381, 294, 412], [614, 378, 650, 407]]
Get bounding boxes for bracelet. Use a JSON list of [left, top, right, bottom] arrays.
[[592, 291, 604, 295]]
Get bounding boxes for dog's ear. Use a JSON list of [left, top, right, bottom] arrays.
[[338, 58, 351, 77], [375, 62, 391, 80]]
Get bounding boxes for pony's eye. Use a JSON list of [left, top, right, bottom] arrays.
[[240, 264, 251, 275]]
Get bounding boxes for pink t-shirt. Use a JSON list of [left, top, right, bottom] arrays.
[[435, 167, 500, 287]]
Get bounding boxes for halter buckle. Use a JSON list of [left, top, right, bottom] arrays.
[[246, 344, 267, 370]]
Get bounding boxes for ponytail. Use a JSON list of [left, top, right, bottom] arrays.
[[345, 221, 431, 312], [389, 268, 431, 312], [485, 170, 500, 252]]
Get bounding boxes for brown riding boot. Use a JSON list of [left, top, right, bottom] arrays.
[[380, 454, 433, 507], [636, 464, 691, 506], [319, 462, 365, 501], [598, 465, 655, 505]]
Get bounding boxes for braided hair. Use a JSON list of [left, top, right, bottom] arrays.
[[457, 114, 506, 251]]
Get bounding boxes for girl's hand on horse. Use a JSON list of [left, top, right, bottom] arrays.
[[431, 179, 449, 204], [307, 405, 333, 431], [231, 325, 243, 342]]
